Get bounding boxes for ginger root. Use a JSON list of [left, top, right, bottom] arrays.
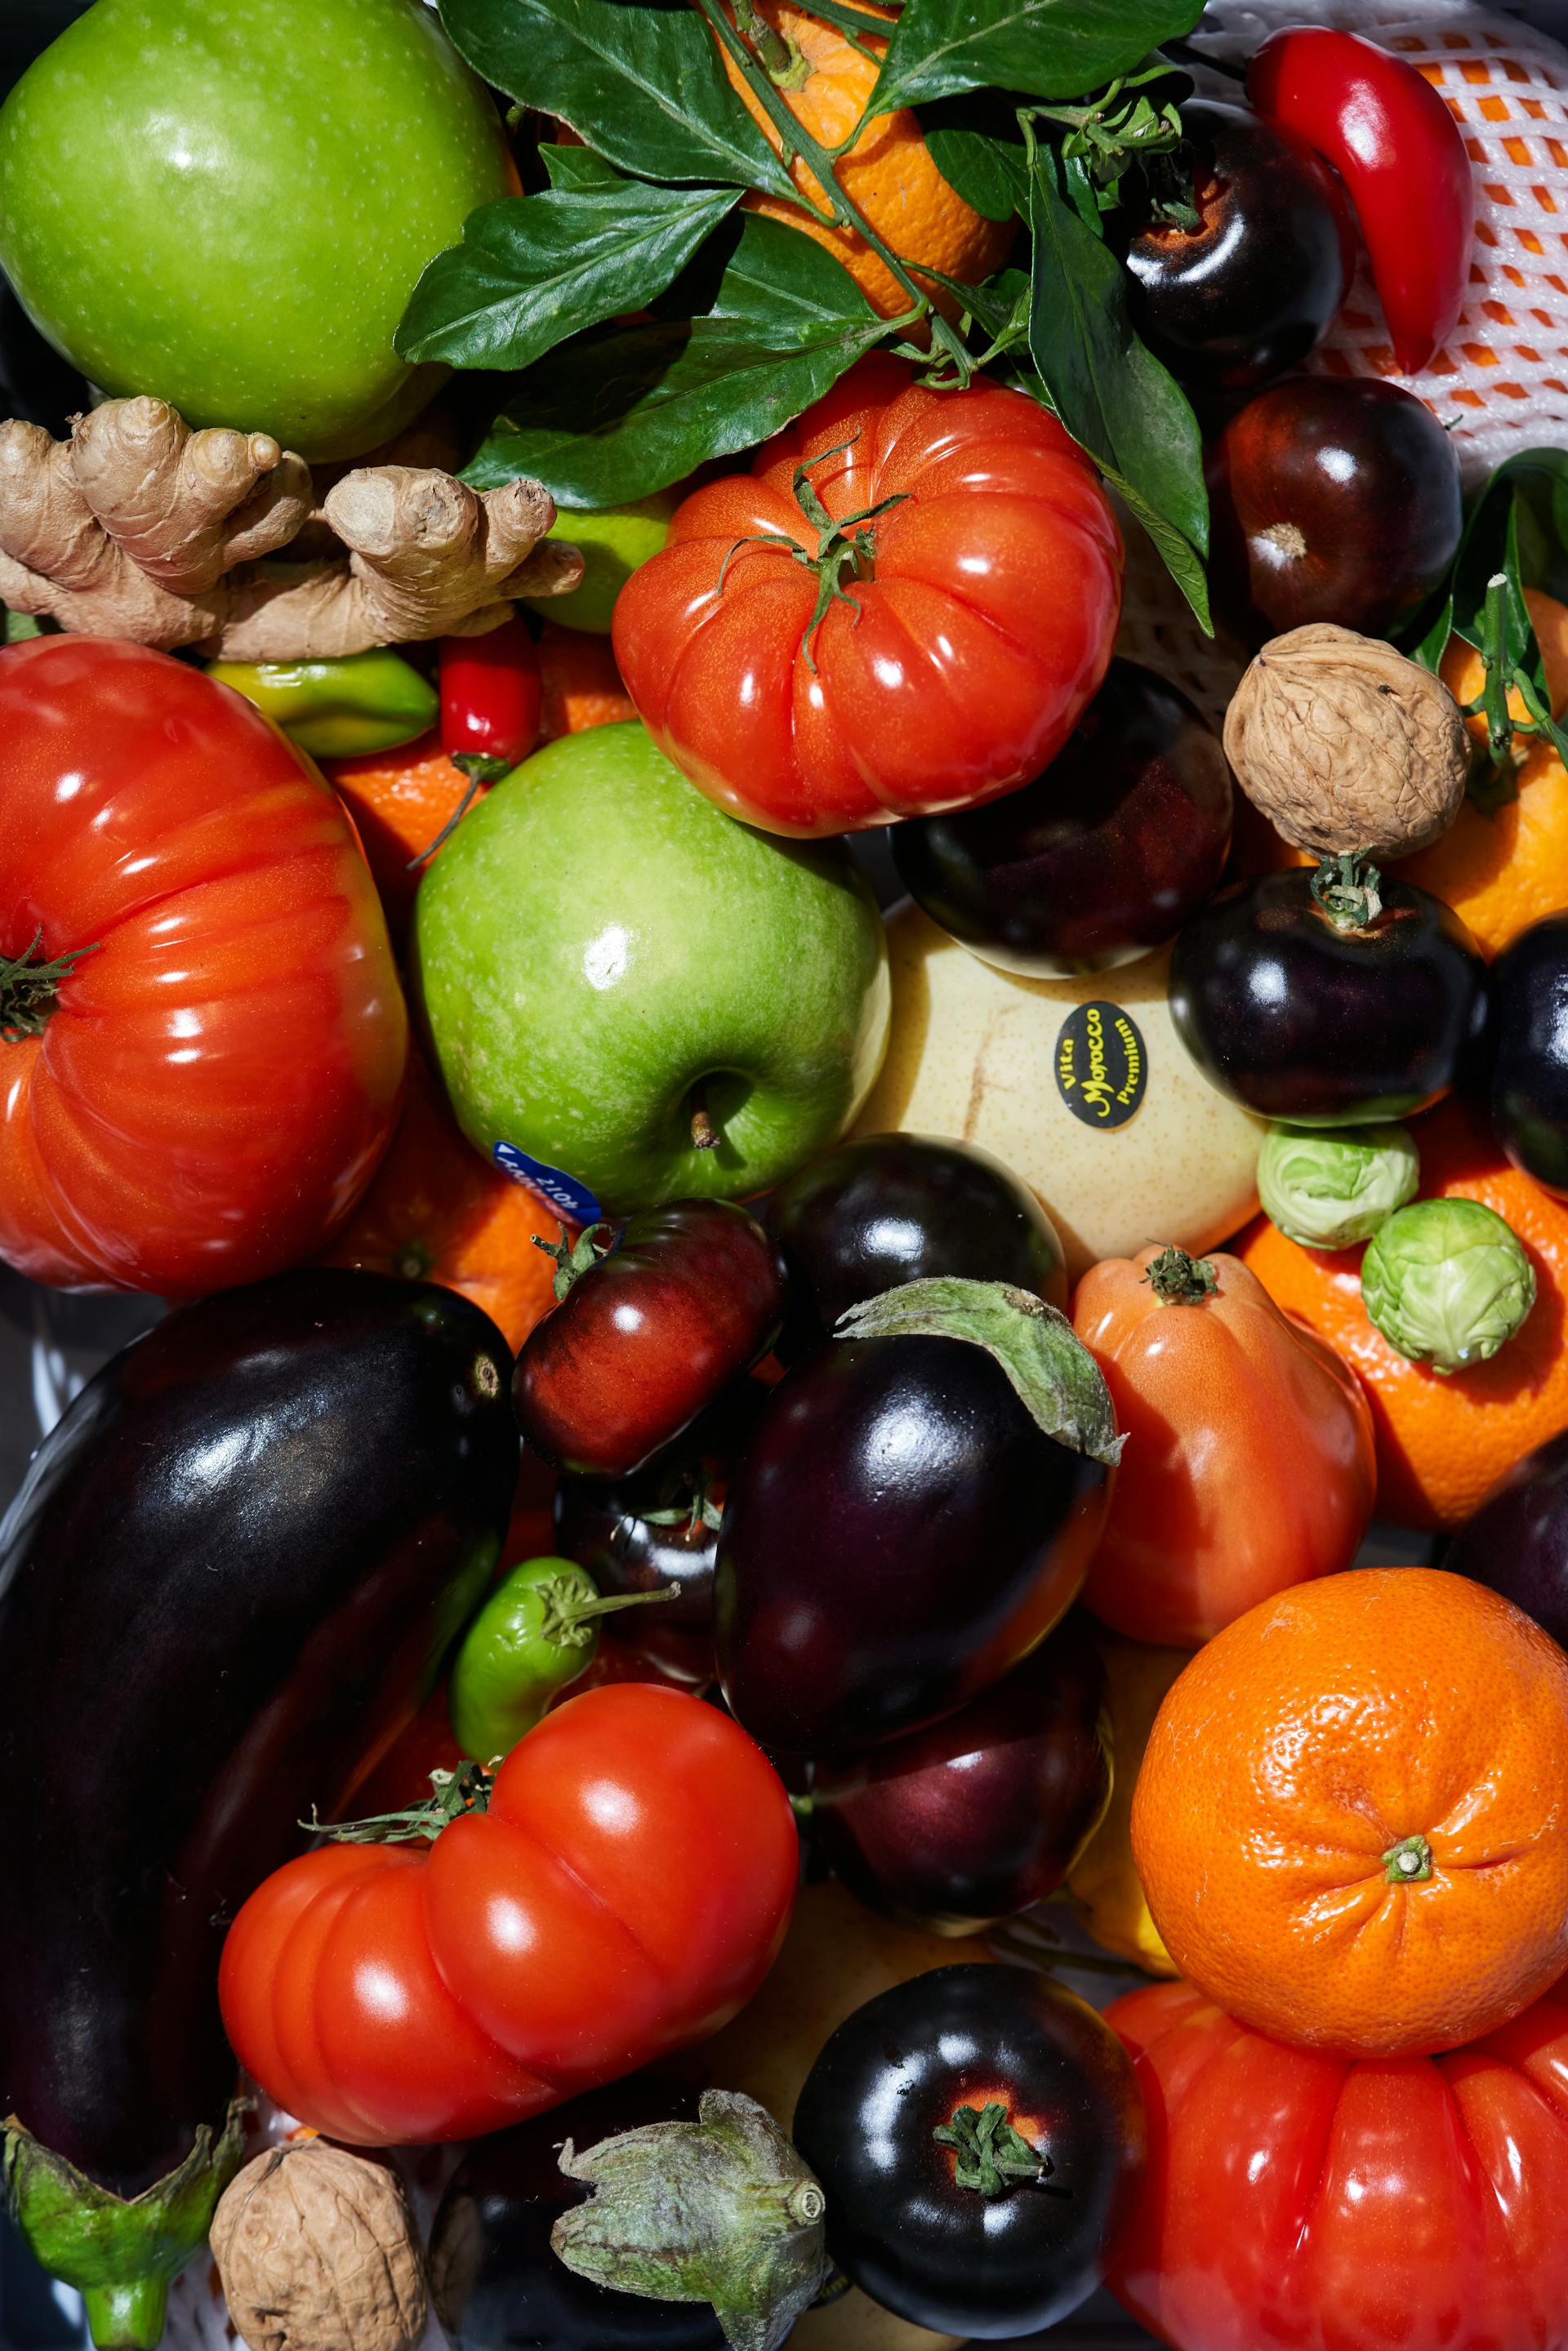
[[0, 395, 581, 660]]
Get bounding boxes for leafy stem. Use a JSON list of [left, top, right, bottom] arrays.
[[933, 2104, 1047, 2197], [1462, 572, 1568, 806], [303, 1758, 496, 1845], [1023, 59, 1192, 220]]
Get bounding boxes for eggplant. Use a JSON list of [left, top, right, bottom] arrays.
[[0, 1269, 518, 2348], [1490, 910, 1568, 1195]]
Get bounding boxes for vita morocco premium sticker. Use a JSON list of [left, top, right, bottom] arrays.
[[1054, 1000, 1147, 1130]]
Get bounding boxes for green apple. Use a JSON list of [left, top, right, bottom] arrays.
[[412, 722, 891, 1213], [527, 493, 678, 635], [0, 0, 511, 459]]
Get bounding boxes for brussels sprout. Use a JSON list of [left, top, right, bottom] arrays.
[[1361, 1200, 1536, 1374], [1258, 1121, 1419, 1249]]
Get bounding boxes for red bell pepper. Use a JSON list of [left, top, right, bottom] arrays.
[[1249, 28, 1474, 377]]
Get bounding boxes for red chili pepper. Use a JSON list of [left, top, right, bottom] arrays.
[[413, 617, 545, 866], [1248, 28, 1474, 377]]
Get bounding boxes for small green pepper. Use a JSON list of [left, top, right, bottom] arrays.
[[206, 648, 438, 758], [449, 1556, 678, 1761]]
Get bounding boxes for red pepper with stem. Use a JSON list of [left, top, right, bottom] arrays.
[[414, 617, 543, 866], [1248, 29, 1474, 377]]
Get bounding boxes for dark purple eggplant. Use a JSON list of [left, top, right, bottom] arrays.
[[1446, 1427, 1568, 1648], [1490, 910, 1568, 1196], [0, 1269, 518, 2347]]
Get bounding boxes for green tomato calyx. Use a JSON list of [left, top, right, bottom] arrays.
[[719, 434, 911, 675], [1142, 1245, 1219, 1304], [1312, 848, 1383, 933], [933, 2102, 1049, 2197], [1361, 1198, 1535, 1374], [1383, 1832, 1434, 1886], [302, 1757, 496, 1846], [0, 927, 100, 1043], [532, 1220, 615, 1302]]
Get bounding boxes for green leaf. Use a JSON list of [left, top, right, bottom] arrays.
[[397, 170, 739, 371], [1399, 447, 1568, 696], [870, 0, 1203, 115], [462, 214, 887, 509], [1104, 463, 1212, 632], [439, 0, 795, 198], [920, 93, 1031, 220], [539, 142, 624, 189]]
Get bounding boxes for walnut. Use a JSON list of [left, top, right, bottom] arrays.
[[1223, 623, 1470, 860], [209, 2140, 427, 2351]]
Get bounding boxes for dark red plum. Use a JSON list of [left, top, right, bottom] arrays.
[[1446, 1428, 1568, 1650], [890, 661, 1232, 976]]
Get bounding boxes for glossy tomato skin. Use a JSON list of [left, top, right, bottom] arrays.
[[768, 1133, 1067, 1358], [513, 1200, 786, 1476], [0, 636, 408, 1293], [1073, 1245, 1375, 1645], [1490, 911, 1568, 1195], [793, 1963, 1145, 2340], [812, 1617, 1111, 1932], [1447, 1427, 1568, 1650], [219, 1683, 799, 2144], [1107, 1976, 1568, 2351], [430, 2079, 725, 2351], [891, 660, 1232, 975], [612, 355, 1123, 837], [1169, 870, 1489, 1123], [715, 1336, 1111, 1753]]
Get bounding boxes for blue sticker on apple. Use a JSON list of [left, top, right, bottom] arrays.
[[492, 1143, 602, 1227]]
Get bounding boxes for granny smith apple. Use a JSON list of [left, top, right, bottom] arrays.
[[526, 493, 678, 635], [413, 722, 891, 1213], [0, 0, 512, 459]]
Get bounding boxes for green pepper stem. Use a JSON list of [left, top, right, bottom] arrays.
[[932, 2104, 1046, 2197], [538, 1574, 682, 1650], [0, 928, 99, 1042], [1142, 1245, 1218, 1304]]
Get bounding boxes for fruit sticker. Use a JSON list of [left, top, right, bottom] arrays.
[[492, 1142, 602, 1227], [1054, 1003, 1147, 1131]]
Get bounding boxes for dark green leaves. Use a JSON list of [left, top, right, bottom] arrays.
[[1027, 145, 1209, 626], [462, 215, 886, 509], [398, 155, 740, 372], [870, 0, 1203, 116], [920, 95, 1031, 220], [439, 0, 795, 197]]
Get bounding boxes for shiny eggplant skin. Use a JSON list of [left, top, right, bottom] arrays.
[[1168, 870, 1490, 1124], [0, 1268, 517, 2196], [1490, 911, 1568, 1194], [1446, 1427, 1568, 1650], [715, 1336, 1111, 1754]]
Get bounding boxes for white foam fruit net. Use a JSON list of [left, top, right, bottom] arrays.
[[1119, 0, 1568, 726]]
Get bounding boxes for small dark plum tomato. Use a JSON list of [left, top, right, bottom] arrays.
[[1490, 910, 1568, 1196], [791, 1962, 1146, 2340], [513, 1200, 786, 1477], [890, 660, 1232, 977], [1446, 1427, 1568, 1652]]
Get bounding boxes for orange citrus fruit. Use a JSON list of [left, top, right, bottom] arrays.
[[1236, 1096, 1568, 1530], [1131, 1566, 1568, 2056], [536, 619, 637, 740], [719, 0, 1013, 318]]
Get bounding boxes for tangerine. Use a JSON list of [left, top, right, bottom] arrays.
[[1131, 1566, 1568, 2056], [1236, 1096, 1568, 1529]]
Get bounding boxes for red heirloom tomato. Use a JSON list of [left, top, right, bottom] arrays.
[[0, 637, 408, 1294], [1072, 1245, 1375, 1646], [219, 1683, 797, 2144], [1108, 1975, 1568, 2351], [612, 355, 1123, 837]]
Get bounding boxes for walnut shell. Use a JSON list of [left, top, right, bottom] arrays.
[[1223, 622, 1469, 860], [210, 2140, 427, 2351]]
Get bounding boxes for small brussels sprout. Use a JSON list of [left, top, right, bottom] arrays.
[[1361, 1199, 1536, 1374], [1258, 1121, 1419, 1250]]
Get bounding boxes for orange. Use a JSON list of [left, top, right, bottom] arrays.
[[718, 0, 1013, 318], [1236, 1097, 1568, 1530], [536, 619, 637, 740], [1131, 1566, 1568, 2056]]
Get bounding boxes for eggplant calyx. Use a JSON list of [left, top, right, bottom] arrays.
[[1142, 1245, 1219, 1305], [551, 2088, 828, 2351], [0, 928, 100, 1043], [1311, 848, 1383, 932], [305, 1757, 495, 1844], [531, 1220, 615, 1302], [2, 2096, 249, 2351], [933, 2101, 1048, 2196], [833, 1277, 1124, 1466]]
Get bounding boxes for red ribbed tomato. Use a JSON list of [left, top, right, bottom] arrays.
[[0, 636, 408, 1293], [612, 357, 1123, 837]]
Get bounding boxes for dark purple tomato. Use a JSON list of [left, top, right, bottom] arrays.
[[715, 1333, 1111, 1753], [429, 2078, 724, 2351], [768, 1133, 1067, 1357], [513, 1200, 786, 1477], [1206, 376, 1463, 642], [1124, 100, 1353, 390], [1445, 1427, 1568, 1650], [890, 660, 1232, 976], [1490, 911, 1568, 1196], [812, 1616, 1111, 1933], [1168, 862, 1489, 1124], [791, 1963, 1145, 2340], [552, 1380, 768, 1628]]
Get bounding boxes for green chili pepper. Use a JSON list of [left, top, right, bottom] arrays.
[[206, 648, 438, 758], [449, 1555, 679, 1762]]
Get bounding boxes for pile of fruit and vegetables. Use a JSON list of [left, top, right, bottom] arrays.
[[7, 0, 1568, 2346]]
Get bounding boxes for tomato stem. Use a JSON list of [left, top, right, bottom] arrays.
[[302, 1758, 495, 1845], [933, 2103, 1048, 2197], [532, 1221, 613, 1302], [0, 928, 99, 1043], [1142, 1246, 1218, 1305], [1311, 849, 1383, 933]]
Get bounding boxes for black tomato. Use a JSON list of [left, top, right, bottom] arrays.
[[890, 660, 1232, 977], [429, 2079, 725, 2351], [791, 1963, 1145, 2340], [812, 1615, 1111, 1932], [1490, 911, 1568, 1194], [552, 1379, 768, 1629], [768, 1133, 1067, 1356], [1124, 100, 1353, 389], [1206, 376, 1463, 642], [1446, 1429, 1568, 1651], [1168, 859, 1489, 1124], [715, 1297, 1116, 1753], [513, 1200, 786, 1477]]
